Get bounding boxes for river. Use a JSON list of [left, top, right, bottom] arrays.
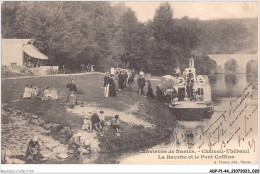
[[117, 74, 258, 164]]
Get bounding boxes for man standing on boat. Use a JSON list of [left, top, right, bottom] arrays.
[[186, 70, 194, 100], [175, 67, 181, 77]]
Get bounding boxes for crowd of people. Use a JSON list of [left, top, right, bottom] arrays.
[[23, 84, 58, 101], [18, 64, 202, 162], [104, 69, 155, 98]]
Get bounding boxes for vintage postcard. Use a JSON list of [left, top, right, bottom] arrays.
[[0, 1, 258, 172]]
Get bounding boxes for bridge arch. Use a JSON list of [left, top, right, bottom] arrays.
[[224, 59, 238, 74], [208, 54, 257, 74], [246, 59, 258, 74]]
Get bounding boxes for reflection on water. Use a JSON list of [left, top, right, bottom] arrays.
[[210, 74, 257, 98]]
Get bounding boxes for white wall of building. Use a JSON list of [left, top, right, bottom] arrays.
[[1, 39, 32, 66]]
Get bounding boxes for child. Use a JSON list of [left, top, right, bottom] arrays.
[[111, 115, 121, 133], [99, 111, 106, 127], [69, 91, 76, 108], [82, 116, 92, 132]]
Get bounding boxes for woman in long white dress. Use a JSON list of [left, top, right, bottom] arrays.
[[23, 84, 32, 99], [50, 87, 58, 100]]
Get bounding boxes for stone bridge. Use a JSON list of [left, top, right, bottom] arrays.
[[208, 54, 258, 74]]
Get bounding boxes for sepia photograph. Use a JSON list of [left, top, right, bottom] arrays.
[[0, 0, 258, 171]]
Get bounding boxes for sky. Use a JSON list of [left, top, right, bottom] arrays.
[[123, 1, 258, 22]]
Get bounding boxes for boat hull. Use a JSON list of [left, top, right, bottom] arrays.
[[169, 101, 214, 121]]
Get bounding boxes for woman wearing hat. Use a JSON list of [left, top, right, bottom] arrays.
[[104, 72, 110, 97]]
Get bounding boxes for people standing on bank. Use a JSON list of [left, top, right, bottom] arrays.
[[146, 80, 154, 98], [128, 71, 135, 90], [118, 71, 124, 91], [109, 74, 116, 97], [69, 91, 77, 108], [104, 72, 110, 98], [137, 75, 146, 95], [66, 79, 78, 93], [123, 70, 128, 88]]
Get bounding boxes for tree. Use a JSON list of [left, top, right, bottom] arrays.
[[12, 1, 118, 71], [1, 1, 22, 38], [116, 9, 151, 71], [152, 2, 173, 44]]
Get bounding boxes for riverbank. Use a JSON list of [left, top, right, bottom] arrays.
[[1, 73, 176, 163]]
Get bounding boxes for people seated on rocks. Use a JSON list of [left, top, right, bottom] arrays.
[[91, 113, 102, 132], [66, 79, 78, 93], [68, 132, 82, 154], [42, 87, 51, 100], [111, 115, 121, 133], [99, 111, 106, 127], [69, 91, 77, 108], [49, 87, 58, 101], [82, 115, 92, 132], [23, 84, 32, 99], [26, 136, 42, 161]]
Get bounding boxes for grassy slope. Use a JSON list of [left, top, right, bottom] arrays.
[[2, 74, 176, 152]]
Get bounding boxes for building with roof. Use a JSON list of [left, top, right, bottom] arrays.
[[1, 39, 48, 67]]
